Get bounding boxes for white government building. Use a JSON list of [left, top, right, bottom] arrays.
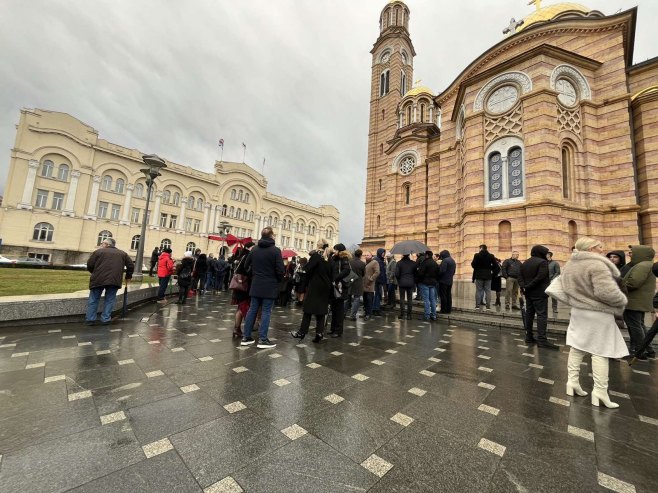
[[0, 109, 340, 264]]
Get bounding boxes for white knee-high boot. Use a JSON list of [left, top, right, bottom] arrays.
[[591, 355, 619, 408], [566, 348, 588, 396]]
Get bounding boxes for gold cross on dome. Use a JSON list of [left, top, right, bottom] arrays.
[[413, 79, 422, 87], [528, 0, 542, 10]]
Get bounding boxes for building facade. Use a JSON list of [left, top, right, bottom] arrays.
[[362, 1, 658, 279], [0, 109, 339, 264]]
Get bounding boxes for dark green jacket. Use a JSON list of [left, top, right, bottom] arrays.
[[622, 245, 656, 312]]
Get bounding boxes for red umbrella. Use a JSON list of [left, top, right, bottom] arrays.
[[281, 249, 298, 259]]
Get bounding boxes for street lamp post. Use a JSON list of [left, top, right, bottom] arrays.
[[133, 154, 167, 283]]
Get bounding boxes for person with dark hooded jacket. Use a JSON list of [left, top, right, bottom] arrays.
[[328, 243, 352, 337], [438, 250, 456, 314], [175, 251, 195, 305], [606, 250, 626, 269], [194, 253, 209, 295], [621, 245, 657, 358], [240, 227, 285, 349], [395, 254, 417, 320], [518, 245, 558, 350], [373, 248, 388, 315], [291, 240, 331, 343]]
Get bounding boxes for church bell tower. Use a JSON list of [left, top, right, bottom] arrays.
[[362, 1, 415, 249]]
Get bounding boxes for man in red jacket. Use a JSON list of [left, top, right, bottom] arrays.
[[156, 248, 175, 301]]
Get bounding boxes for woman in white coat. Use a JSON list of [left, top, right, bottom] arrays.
[[559, 237, 629, 408]]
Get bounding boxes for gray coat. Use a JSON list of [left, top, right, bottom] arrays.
[[548, 260, 561, 281], [349, 257, 366, 296]]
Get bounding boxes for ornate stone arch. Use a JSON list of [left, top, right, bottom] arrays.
[[550, 64, 591, 101], [392, 149, 420, 176], [473, 71, 533, 112]]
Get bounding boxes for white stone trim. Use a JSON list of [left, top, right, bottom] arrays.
[[392, 149, 420, 176], [483, 136, 525, 207], [473, 71, 533, 112], [550, 64, 591, 101]]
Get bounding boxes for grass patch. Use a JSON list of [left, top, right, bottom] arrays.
[[0, 268, 91, 296]]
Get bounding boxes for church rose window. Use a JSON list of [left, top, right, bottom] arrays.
[[399, 155, 416, 175], [486, 85, 518, 114], [556, 78, 578, 107]]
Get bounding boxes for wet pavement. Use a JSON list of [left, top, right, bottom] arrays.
[[0, 292, 657, 492]]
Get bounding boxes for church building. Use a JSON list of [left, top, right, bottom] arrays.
[[361, 1, 658, 280]]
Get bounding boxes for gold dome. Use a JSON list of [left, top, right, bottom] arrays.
[[404, 85, 433, 97], [516, 2, 591, 32]]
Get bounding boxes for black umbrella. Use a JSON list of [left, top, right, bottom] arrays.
[[390, 240, 429, 256]]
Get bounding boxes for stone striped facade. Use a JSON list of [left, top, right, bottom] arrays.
[[362, 1, 658, 280]]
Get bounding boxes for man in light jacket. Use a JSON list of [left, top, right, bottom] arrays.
[[362, 252, 380, 321], [502, 251, 522, 310]]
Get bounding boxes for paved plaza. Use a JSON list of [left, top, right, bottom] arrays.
[[0, 293, 657, 492]]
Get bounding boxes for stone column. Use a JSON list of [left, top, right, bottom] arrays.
[[203, 203, 211, 233], [413, 106, 417, 123], [119, 184, 134, 224], [61, 170, 81, 217], [17, 160, 40, 210], [150, 191, 162, 227], [253, 214, 261, 236], [178, 197, 187, 231], [210, 205, 218, 234], [84, 175, 102, 219], [303, 228, 308, 251], [291, 224, 296, 250], [429, 107, 433, 125]]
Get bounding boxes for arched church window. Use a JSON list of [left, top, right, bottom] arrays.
[[380, 144, 384, 155], [568, 220, 578, 248], [376, 215, 381, 227], [507, 147, 524, 199], [380, 70, 390, 97], [420, 104, 425, 123], [406, 106, 412, 125], [231, 189, 236, 200], [379, 179, 382, 191], [238, 190, 243, 201], [380, 49, 391, 64], [556, 78, 578, 107], [498, 221, 512, 253], [403, 183, 411, 205], [41, 160, 54, 178], [401, 71, 407, 94], [486, 85, 519, 114], [561, 145, 572, 199], [382, 109, 385, 120], [488, 152, 503, 202]]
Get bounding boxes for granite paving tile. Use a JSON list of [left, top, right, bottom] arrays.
[[68, 450, 202, 492], [127, 391, 227, 443], [595, 434, 658, 493], [170, 410, 289, 487], [91, 375, 183, 414], [0, 421, 144, 493], [232, 433, 377, 493]]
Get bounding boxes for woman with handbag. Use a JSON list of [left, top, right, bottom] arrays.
[[230, 242, 255, 338], [559, 237, 628, 408], [291, 240, 331, 343]]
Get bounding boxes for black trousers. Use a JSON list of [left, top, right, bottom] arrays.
[[525, 295, 548, 341], [398, 287, 413, 315], [299, 312, 325, 336], [439, 283, 452, 313], [624, 310, 649, 352], [330, 298, 345, 334]]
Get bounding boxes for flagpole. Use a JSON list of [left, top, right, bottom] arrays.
[[220, 147, 224, 162], [242, 143, 246, 163], [262, 158, 266, 175]]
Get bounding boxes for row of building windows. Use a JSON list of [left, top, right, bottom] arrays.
[[230, 188, 250, 203], [35, 189, 65, 210], [41, 161, 69, 181]]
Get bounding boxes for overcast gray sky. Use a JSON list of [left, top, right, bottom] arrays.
[[1, 0, 656, 245]]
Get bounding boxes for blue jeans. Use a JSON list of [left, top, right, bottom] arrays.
[[418, 283, 437, 319], [86, 286, 119, 323], [243, 296, 275, 340], [205, 272, 215, 291], [374, 282, 386, 311], [348, 293, 361, 318], [157, 276, 170, 300]]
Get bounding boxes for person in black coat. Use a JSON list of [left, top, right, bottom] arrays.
[[519, 245, 558, 350], [175, 252, 195, 305], [328, 243, 352, 337], [149, 247, 160, 277], [417, 251, 440, 320], [471, 244, 498, 309], [438, 250, 456, 314], [395, 254, 417, 320], [291, 241, 331, 343], [231, 242, 255, 338], [194, 253, 209, 295], [346, 249, 366, 320], [241, 228, 285, 348]]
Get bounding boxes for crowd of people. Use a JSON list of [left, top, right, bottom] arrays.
[[85, 229, 658, 411]]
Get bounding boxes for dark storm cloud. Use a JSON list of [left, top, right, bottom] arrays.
[[1, 0, 656, 244]]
